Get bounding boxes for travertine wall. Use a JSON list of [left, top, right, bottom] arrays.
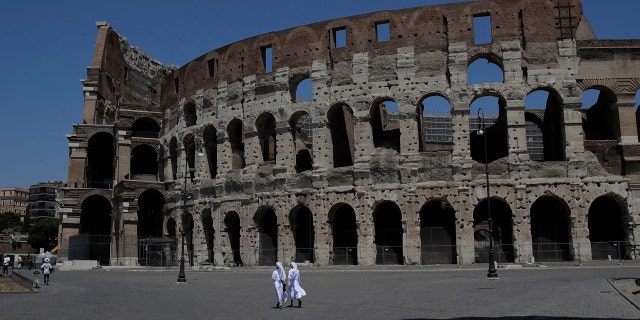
[[59, 0, 640, 267]]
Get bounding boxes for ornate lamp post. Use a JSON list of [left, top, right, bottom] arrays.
[[477, 108, 498, 279]]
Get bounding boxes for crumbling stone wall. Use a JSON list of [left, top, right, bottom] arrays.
[[59, 0, 640, 267]]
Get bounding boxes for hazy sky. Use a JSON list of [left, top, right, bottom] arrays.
[[0, 0, 638, 188]]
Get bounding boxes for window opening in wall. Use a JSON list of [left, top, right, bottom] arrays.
[[468, 58, 503, 85], [294, 78, 313, 102], [333, 27, 347, 48], [174, 77, 180, 94], [473, 14, 492, 44], [581, 89, 600, 109], [376, 21, 390, 42], [421, 96, 453, 147], [518, 10, 527, 48], [582, 88, 617, 141], [207, 58, 218, 78], [262, 46, 273, 73]]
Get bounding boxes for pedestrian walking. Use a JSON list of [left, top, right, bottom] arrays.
[[271, 262, 288, 308], [16, 256, 23, 269], [28, 257, 34, 270], [2, 254, 10, 277], [41, 257, 53, 285], [287, 262, 306, 308]]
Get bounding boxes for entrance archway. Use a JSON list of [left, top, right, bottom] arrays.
[[79, 194, 111, 265], [588, 195, 628, 260], [290, 205, 314, 263], [254, 207, 278, 266], [329, 203, 358, 265], [420, 199, 457, 264], [225, 211, 243, 266], [473, 198, 514, 263], [530, 196, 572, 262], [373, 201, 403, 265]]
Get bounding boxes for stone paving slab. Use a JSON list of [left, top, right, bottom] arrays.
[[1, 265, 640, 319]]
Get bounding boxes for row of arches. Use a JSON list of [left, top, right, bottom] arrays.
[[76, 191, 630, 266]]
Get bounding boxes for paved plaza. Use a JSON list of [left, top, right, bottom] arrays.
[[2, 264, 640, 319]]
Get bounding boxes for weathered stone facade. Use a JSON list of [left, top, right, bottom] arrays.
[[59, 0, 640, 268]]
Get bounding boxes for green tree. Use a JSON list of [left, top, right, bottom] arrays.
[[27, 218, 59, 251], [0, 212, 22, 232]]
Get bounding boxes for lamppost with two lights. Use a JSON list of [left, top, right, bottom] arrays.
[[176, 144, 203, 283]]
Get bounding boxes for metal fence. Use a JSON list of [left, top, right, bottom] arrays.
[[63, 236, 638, 267]]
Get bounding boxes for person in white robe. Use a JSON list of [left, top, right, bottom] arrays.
[[271, 262, 288, 308], [287, 262, 306, 308]]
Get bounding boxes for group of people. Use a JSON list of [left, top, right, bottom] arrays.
[[271, 262, 306, 309]]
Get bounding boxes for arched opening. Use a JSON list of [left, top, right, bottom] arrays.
[[227, 119, 245, 169], [468, 57, 504, 85], [582, 87, 617, 140], [256, 113, 277, 163], [137, 189, 166, 266], [328, 104, 355, 168], [370, 99, 400, 152], [78, 194, 111, 265], [203, 125, 218, 179], [373, 201, 403, 265], [169, 137, 178, 180], [291, 75, 313, 102], [185, 212, 194, 266], [290, 205, 315, 263], [202, 209, 215, 264], [184, 102, 197, 127], [254, 207, 278, 266], [329, 203, 358, 265], [420, 199, 457, 264], [470, 96, 508, 163], [224, 211, 243, 266], [530, 196, 572, 262], [525, 89, 565, 161], [130, 145, 158, 181], [418, 95, 453, 152], [588, 195, 629, 260], [473, 198, 515, 263], [131, 117, 160, 138], [86, 132, 114, 189], [290, 112, 313, 173], [182, 135, 196, 181]]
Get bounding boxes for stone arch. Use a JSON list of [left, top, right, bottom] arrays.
[[254, 206, 278, 266], [79, 194, 111, 265], [582, 85, 618, 140], [169, 137, 178, 180], [473, 197, 515, 263], [130, 144, 158, 181], [370, 98, 400, 152], [131, 117, 161, 138], [182, 134, 197, 181], [202, 208, 214, 264], [525, 88, 566, 161], [290, 205, 315, 263], [418, 94, 453, 151], [86, 132, 115, 189], [290, 111, 313, 173], [328, 203, 358, 265], [419, 199, 457, 264], [530, 195, 572, 262], [224, 211, 243, 266], [588, 194, 630, 260], [256, 112, 277, 163], [227, 118, 245, 169], [137, 189, 166, 238], [372, 201, 403, 265], [184, 101, 197, 127], [469, 94, 508, 164], [327, 103, 355, 167], [203, 124, 218, 179], [467, 53, 504, 85]]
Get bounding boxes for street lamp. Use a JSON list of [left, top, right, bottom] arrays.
[[477, 108, 498, 279], [176, 144, 203, 284]]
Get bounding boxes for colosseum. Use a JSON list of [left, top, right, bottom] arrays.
[[58, 0, 640, 269]]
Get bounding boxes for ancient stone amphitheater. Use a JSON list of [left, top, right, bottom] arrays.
[[58, 0, 640, 268]]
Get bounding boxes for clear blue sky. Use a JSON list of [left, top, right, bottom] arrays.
[[0, 0, 637, 188]]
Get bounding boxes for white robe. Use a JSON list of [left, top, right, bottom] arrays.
[[288, 262, 306, 300], [272, 262, 288, 302]]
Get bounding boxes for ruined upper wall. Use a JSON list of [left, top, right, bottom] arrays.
[[83, 22, 176, 124], [159, 0, 585, 107]]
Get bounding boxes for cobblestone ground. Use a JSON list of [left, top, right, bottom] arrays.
[[2, 265, 640, 320]]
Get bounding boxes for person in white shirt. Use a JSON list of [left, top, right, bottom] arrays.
[[2, 254, 10, 277], [41, 257, 53, 285]]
